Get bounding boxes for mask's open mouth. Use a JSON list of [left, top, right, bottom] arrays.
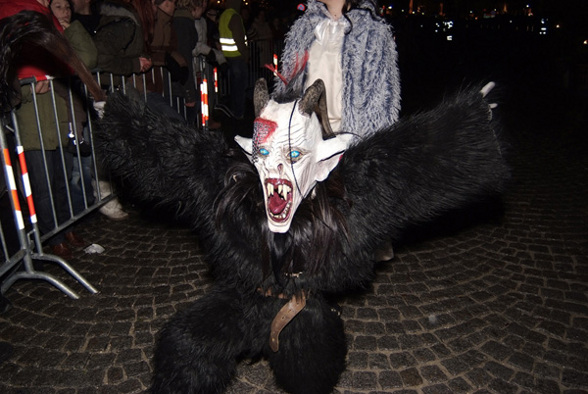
[[265, 178, 293, 223]]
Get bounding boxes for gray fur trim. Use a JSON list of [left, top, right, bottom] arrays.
[[98, 2, 139, 25]]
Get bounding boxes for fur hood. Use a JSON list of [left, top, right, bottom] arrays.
[[97, 1, 139, 26], [275, 0, 401, 139]]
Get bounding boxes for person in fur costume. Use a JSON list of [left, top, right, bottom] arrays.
[[94, 70, 509, 392], [275, 0, 400, 138]]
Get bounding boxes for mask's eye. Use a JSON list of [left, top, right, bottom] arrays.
[[258, 148, 269, 157], [288, 150, 301, 163]]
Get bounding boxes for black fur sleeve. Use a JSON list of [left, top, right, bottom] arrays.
[[95, 92, 232, 237], [339, 85, 510, 254]]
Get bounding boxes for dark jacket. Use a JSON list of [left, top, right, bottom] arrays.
[[93, 1, 145, 75], [172, 7, 198, 103]]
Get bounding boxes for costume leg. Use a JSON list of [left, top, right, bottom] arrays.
[[151, 287, 250, 394], [267, 298, 347, 394]]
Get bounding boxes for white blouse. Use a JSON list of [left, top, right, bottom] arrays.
[[305, 17, 346, 132]]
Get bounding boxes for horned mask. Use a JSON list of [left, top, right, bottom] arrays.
[[235, 79, 353, 233]]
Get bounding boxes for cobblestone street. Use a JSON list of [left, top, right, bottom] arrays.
[[0, 78, 587, 393]]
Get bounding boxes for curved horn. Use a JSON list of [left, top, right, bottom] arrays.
[[298, 79, 334, 138], [253, 78, 269, 117]]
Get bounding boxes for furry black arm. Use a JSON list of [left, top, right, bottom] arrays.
[[95, 92, 232, 237], [340, 85, 510, 255]]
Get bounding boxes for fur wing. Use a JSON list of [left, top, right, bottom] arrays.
[[95, 92, 232, 238], [340, 85, 510, 253]]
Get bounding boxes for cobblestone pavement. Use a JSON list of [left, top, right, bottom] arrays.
[[0, 86, 587, 394]]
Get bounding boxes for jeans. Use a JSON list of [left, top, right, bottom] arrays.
[[25, 149, 73, 246], [70, 127, 95, 214]]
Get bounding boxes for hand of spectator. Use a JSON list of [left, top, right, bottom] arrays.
[[35, 80, 50, 94], [139, 57, 152, 73], [57, 19, 70, 30]]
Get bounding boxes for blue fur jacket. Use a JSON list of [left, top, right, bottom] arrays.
[[274, 0, 401, 138]]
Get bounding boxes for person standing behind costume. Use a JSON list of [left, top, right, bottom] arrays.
[[275, 0, 400, 139], [90, 0, 151, 221], [219, 0, 249, 120], [93, 0, 152, 77], [247, 7, 273, 74], [172, 0, 198, 125], [192, 0, 225, 128], [143, 0, 188, 122], [50, 0, 97, 217]]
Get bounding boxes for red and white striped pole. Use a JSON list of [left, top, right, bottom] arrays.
[[2, 148, 25, 231], [201, 77, 209, 129], [16, 145, 37, 227]]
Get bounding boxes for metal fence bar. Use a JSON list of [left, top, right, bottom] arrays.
[[0, 76, 106, 299]]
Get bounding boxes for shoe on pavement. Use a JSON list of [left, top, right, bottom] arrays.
[[99, 199, 129, 221], [65, 232, 87, 248], [50, 242, 73, 260], [96, 180, 129, 220], [208, 119, 222, 130]]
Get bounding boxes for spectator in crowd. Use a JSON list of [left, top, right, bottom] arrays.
[[50, 0, 97, 67], [93, 0, 152, 77], [270, 15, 288, 41], [192, 0, 225, 128], [49, 0, 97, 215], [70, 0, 100, 34], [248, 7, 274, 71], [0, 0, 89, 259], [92, 0, 152, 220], [142, 0, 188, 122], [205, 6, 223, 51], [218, 0, 249, 120], [172, 0, 198, 125]]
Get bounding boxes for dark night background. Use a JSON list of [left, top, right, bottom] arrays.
[[246, 0, 588, 138], [209, 0, 586, 152]]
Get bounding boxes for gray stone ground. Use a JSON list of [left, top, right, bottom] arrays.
[[0, 85, 587, 393]]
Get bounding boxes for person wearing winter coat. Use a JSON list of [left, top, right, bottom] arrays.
[[93, 0, 151, 76], [275, 0, 401, 139], [50, 0, 98, 69], [172, 0, 198, 118]]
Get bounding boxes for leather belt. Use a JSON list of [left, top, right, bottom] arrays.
[[269, 292, 307, 352], [258, 287, 308, 352]]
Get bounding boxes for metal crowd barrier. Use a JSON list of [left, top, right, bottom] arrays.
[[0, 42, 282, 302], [0, 76, 103, 300]]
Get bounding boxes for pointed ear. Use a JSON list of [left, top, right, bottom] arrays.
[[234, 135, 253, 156], [313, 133, 354, 181]]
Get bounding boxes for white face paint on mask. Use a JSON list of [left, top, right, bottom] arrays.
[[235, 81, 353, 233]]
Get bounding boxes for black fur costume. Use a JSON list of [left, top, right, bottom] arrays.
[[95, 84, 509, 393]]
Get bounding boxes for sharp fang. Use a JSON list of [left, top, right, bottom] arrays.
[[267, 183, 274, 196], [283, 184, 291, 199], [278, 184, 283, 197]]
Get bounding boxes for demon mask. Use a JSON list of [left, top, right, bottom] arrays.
[[235, 79, 353, 233]]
